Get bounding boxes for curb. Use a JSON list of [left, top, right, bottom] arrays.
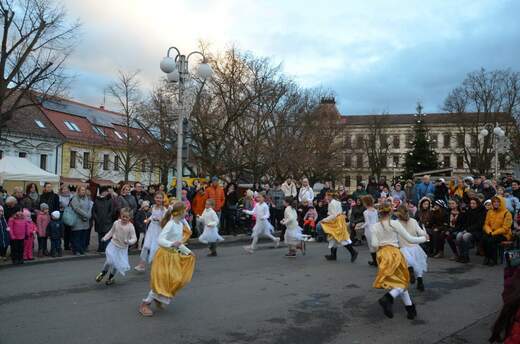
[[0, 234, 279, 270]]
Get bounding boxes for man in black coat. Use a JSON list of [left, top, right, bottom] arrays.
[[93, 186, 114, 252], [39, 182, 60, 213]]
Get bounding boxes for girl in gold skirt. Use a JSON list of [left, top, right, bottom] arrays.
[[370, 200, 429, 320], [139, 201, 196, 317]]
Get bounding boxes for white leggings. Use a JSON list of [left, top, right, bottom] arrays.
[[389, 288, 413, 306], [251, 233, 278, 249]]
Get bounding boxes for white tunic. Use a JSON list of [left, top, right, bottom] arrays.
[[158, 219, 192, 255], [141, 206, 166, 263], [322, 199, 343, 223], [298, 186, 314, 204], [198, 208, 224, 244], [398, 218, 428, 276], [363, 208, 379, 253], [282, 206, 303, 245], [244, 202, 273, 237], [371, 220, 427, 249]]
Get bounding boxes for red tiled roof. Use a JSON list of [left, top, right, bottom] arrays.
[[38, 98, 153, 146]]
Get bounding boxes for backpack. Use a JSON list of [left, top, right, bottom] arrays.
[[62, 199, 77, 227]]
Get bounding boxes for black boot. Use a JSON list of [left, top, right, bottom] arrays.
[[405, 304, 417, 320], [345, 244, 358, 262], [369, 253, 378, 267], [325, 247, 337, 261], [207, 243, 217, 257], [378, 292, 394, 318], [417, 277, 424, 292], [408, 267, 416, 284]]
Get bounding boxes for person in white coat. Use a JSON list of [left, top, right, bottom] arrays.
[[361, 195, 379, 267], [243, 192, 280, 253], [318, 192, 358, 262], [198, 199, 224, 256], [298, 178, 314, 204], [281, 178, 297, 198], [395, 205, 428, 291], [281, 197, 305, 257]]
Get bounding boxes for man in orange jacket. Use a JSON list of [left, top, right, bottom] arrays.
[[483, 196, 513, 266], [205, 177, 225, 217]]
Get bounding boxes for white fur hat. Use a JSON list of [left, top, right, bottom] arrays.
[[51, 211, 60, 219]]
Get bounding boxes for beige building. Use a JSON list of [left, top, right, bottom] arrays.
[[338, 111, 515, 189]]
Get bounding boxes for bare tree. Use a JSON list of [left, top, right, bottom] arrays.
[[106, 70, 147, 182], [139, 82, 177, 186], [0, 0, 80, 137], [362, 114, 391, 180], [443, 68, 519, 175]]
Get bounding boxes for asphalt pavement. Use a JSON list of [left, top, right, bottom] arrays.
[[0, 242, 503, 344]]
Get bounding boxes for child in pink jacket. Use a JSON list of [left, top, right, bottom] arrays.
[[23, 208, 37, 261], [36, 203, 51, 257], [8, 210, 30, 265]]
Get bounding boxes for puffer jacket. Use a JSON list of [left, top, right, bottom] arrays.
[[70, 195, 92, 231], [484, 196, 513, 240]]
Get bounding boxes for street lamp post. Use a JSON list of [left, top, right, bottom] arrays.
[[160, 47, 213, 200], [479, 122, 505, 180]]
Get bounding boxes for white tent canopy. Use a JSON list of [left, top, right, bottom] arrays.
[[0, 156, 59, 184]]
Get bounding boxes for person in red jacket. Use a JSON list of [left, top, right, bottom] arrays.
[[205, 177, 225, 217]]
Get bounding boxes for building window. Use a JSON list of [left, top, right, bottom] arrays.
[[379, 134, 388, 147], [393, 155, 400, 167], [344, 135, 351, 148], [92, 126, 107, 137], [356, 175, 363, 185], [430, 133, 438, 148], [141, 160, 147, 172], [64, 120, 81, 132], [40, 154, 47, 170], [443, 133, 451, 148], [443, 155, 451, 168], [83, 152, 90, 169], [70, 151, 77, 168], [114, 131, 123, 140], [471, 134, 477, 148], [356, 154, 363, 168], [456, 155, 464, 169], [356, 136, 364, 149], [103, 154, 109, 171], [406, 134, 413, 148], [34, 119, 46, 128], [345, 175, 351, 187], [457, 133, 465, 148], [18, 152, 27, 158], [0, 150, 3, 159], [470, 155, 477, 170], [381, 155, 387, 168], [393, 135, 400, 149], [114, 155, 120, 171], [344, 154, 351, 168]]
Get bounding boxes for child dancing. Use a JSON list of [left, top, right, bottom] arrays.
[[281, 197, 305, 257], [243, 192, 280, 254], [96, 208, 137, 285], [371, 200, 428, 320], [135, 192, 166, 272], [395, 205, 428, 291], [198, 199, 224, 256], [139, 201, 195, 317]]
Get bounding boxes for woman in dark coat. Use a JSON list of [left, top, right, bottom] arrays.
[[93, 186, 114, 252], [455, 197, 486, 263]]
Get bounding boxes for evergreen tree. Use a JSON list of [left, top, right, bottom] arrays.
[[404, 103, 439, 178]]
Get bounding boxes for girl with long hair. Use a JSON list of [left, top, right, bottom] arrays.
[[281, 196, 305, 258], [139, 201, 195, 317], [135, 192, 166, 272], [371, 200, 428, 320]]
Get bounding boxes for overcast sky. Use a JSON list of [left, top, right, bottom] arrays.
[[63, 0, 520, 115]]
